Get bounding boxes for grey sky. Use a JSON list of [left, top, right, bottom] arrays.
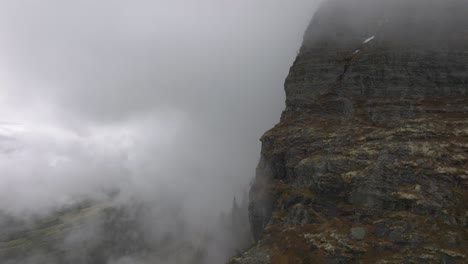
[[0, 3, 321, 261], [0, 0, 319, 216]]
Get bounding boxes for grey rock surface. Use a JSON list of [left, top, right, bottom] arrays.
[[232, 0, 468, 263], [228, 247, 271, 264], [350, 227, 367, 241]]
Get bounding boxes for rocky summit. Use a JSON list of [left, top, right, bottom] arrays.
[[231, 0, 468, 263]]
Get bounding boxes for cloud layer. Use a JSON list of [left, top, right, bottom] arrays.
[[0, 0, 319, 262], [0, 0, 319, 216]]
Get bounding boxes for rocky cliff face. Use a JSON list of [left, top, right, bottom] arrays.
[[231, 0, 468, 263]]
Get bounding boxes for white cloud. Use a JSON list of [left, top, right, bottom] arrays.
[[0, 0, 320, 262]]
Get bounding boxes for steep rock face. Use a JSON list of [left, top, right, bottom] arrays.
[[231, 0, 468, 263]]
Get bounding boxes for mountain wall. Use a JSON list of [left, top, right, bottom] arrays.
[[231, 0, 468, 263]]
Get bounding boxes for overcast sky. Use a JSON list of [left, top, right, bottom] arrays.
[[0, 0, 320, 217]]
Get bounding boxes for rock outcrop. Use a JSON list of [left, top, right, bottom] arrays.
[[231, 0, 468, 263]]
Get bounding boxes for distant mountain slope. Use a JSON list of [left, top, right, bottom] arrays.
[[1, 194, 251, 264], [0, 200, 206, 264]]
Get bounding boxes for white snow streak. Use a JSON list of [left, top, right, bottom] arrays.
[[362, 36, 375, 44]]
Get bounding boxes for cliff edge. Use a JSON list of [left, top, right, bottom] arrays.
[[231, 0, 468, 263]]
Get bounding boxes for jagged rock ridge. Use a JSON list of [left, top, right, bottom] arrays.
[[231, 0, 468, 263]]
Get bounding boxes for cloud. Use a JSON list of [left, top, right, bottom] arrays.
[[0, 0, 320, 262], [0, 0, 318, 122], [0, 0, 319, 213]]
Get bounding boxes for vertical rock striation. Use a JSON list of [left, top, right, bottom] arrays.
[[231, 0, 468, 263]]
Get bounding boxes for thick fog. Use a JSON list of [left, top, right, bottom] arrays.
[[0, 0, 319, 263], [306, 0, 468, 49]]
